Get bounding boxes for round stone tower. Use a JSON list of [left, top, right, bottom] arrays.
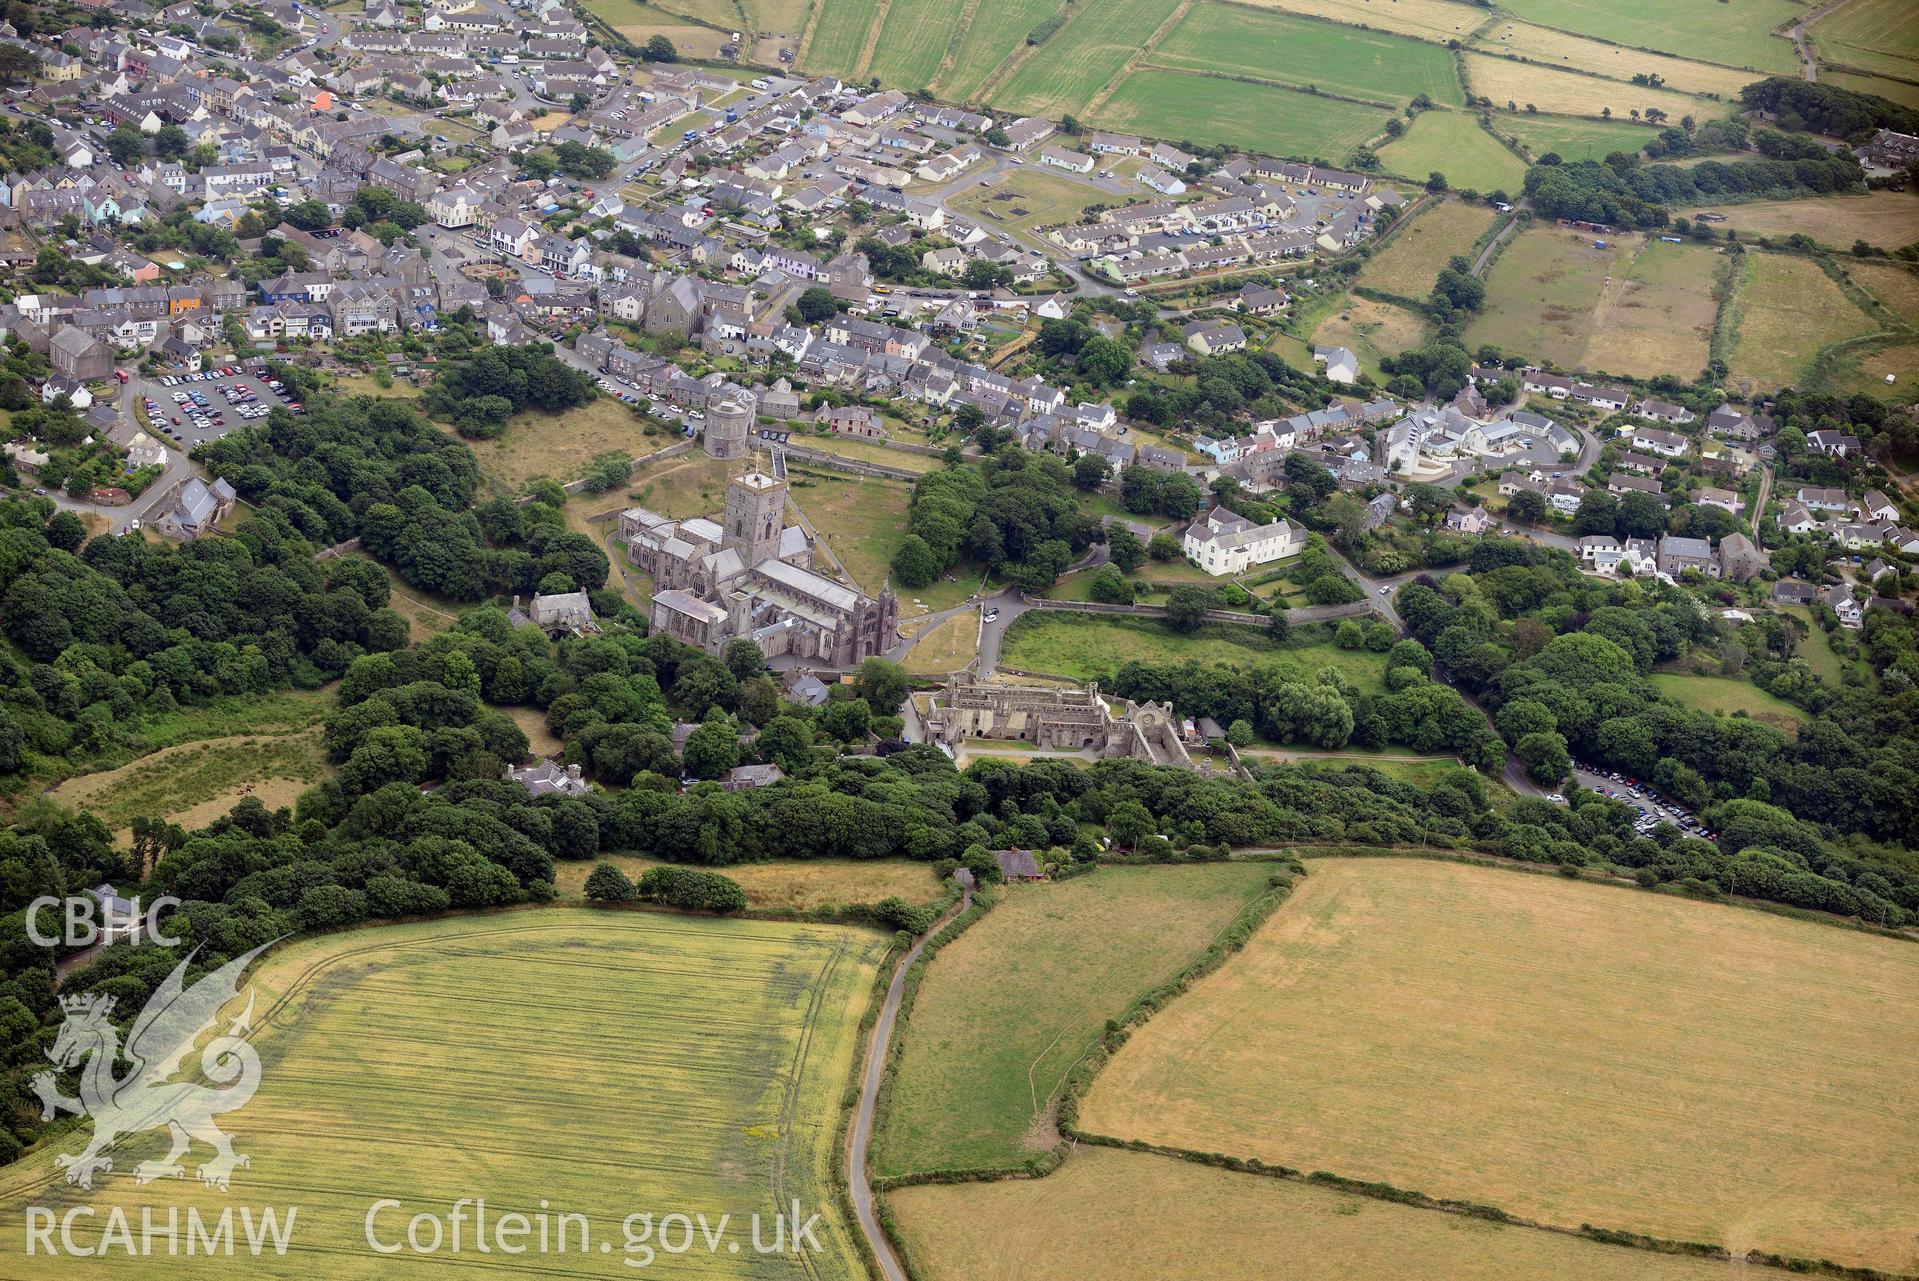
[[703, 397, 753, 460]]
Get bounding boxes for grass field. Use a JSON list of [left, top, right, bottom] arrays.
[[874, 864, 1273, 1179], [1092, 70, 1393, 161], [1310, 295, 1430, 381], [1498, 112, 1662, 160], [1495, 0, 1802, 74], [1844, 260, 1919, 325], [553, 856, 948, 909], [996, 0, 1184, 120], [1240, 0, 1490, 44], [1467, 229, 1721, 379], [1823, 69, 1919, 110], [929, 0, 1056, 101], [1812, 0, 1919, 81], [802, 0, 876, 74], [863, 0, 956, 88], [49, 728, 329, 837], [901, 609, 979, 674], [890, 1146, 1738, 1281], [786, 469, 912, 598], [948, 165, 1107, 236], [1475, 19, 1760, 97], [1463, 51, 1729, 121], [0, 911, 886, 1279], [799, 432, 940, 472], [1825, 337, 1919, 404], [1150, 5, 1465, 107], [455, 396, 653, 492], [1727, 253, 1881, 394], [1676, 191, 1919, 253], [623, 452, 739, 517], [1000, 614, 1390, 689], [1375, 111, 1528, 193], [1078, 857, 1919, 1271], [1579, 237, 1724, 380], [1358, 199, 1499, 297], [1650, 671, 1810, 731]]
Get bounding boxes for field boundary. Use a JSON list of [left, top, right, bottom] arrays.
[[1043, 849, 1919, 1281]]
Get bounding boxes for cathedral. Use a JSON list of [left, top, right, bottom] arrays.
[[621, 459, 899, 669]]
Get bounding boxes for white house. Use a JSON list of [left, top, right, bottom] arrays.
[[1314, 345, 1358, 385], [1182, 506, 1305, 576]]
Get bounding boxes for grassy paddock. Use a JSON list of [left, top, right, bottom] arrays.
[[1650, 671, 1809, 731], [1150, 4, 1465, 107], [1311, 294, 1430, 381], [1092, 70, 1393, 160], [999, 614, 1389, 689], [1675, 191, 1919, 253], [902, 609, 980, 674], [786, 468, 914, 598], [1727, 252, 1881, 394], [1493, 0, 1802, 74], [890, 1146, 1736, 1281], [1078, 857, 1919, 1272], [1497, 112, 1660, 161], [1375, 111, 1528, 192], [875, 864, 1275, 1179], [996, 0, 1185, 119], [0, 911, 887, 1280], [1357, 199, 1500, 298], [1579, 236, 1723, 380]]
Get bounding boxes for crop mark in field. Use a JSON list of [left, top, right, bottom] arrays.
[[851, 0, 894, 79], [770, 934, 847, 1281], [974, 2, 1059, 100], [929, 0, 984, 93], [1084, 0, 1195, 117]]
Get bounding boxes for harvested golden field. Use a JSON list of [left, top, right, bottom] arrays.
[[1677, 191, 1919, 252], [1463, 51, 1727, 120], [1474, 20, 1758, 97], [0, 911, 886, 1279], [1358, 199, 1499, 297], [890, 1147, 1736, 1281], [1079, 858, 1919, 1272], [1727, 253, 1881, 394], [1240, 0, 1488, 43], [552, 856, 947, 910]]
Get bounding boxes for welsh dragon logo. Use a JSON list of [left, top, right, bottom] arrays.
[[30, 942, 277, 1192]]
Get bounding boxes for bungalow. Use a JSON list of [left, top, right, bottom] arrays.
[[1087, 133, 1142, 156], [1607, 472, 1664, 500], [1182, 320, 1246, 356], [1634, 399, 1695, 425], [1797, 486, 1854, 514], [1038, 146, 1094, 175], [1694, 486, 1742, 514], [1630, 426, 1690, 458], [1236, 283, 1288, 315]]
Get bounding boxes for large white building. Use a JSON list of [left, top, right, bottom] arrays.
[[1181, 506, 1306, 576]]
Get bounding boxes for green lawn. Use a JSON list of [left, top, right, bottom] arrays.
[[931, 0, 1058, 101], [1650, 672, 1809, 732], [866, 0, 958, 88], [1357, 199, 1500, 299], [1376, 111, 1528, 193], [1092, 70, 1393, 162], [1000, 613, 1390, 690], [1150, 5, 1465, 107], [874, 864, 1276, 1178], [1498, 114, 1663, 162]]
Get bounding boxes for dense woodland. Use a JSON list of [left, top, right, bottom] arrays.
[[196, 389, 611, 601]]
